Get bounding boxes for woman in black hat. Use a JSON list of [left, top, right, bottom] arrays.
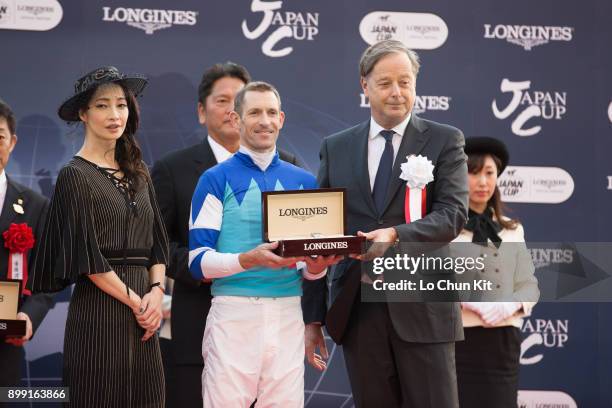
[[453, 137, 539, 408], [29, 66, 169, 407]]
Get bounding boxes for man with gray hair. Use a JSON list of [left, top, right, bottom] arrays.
[[310, 39, 468, 407]]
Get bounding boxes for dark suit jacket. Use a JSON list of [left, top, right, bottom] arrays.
[[151, 139, 301, 365], [0, 177, 53, 384], [316, 114, 468, 344]]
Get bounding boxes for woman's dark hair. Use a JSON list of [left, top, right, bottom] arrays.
[[78, 82, 147, 191], [467, 152, 518, 230]]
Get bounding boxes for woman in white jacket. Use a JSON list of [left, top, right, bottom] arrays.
[[454, 137, 539, 408]]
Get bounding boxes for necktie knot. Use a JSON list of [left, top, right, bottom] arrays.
[[380, 130, 394, 143]]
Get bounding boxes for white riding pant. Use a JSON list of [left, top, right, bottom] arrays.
[[202, 295, 304, 408]]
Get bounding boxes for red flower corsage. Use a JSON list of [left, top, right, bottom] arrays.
[[3, 223, 35, 253]]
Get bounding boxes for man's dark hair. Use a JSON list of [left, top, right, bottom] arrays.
[[197, 62, 251, 105], [0, 99, 16, 135]]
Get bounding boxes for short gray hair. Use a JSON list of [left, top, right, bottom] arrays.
[[234, 81, 282, 116], [359, 40, 420, 78]]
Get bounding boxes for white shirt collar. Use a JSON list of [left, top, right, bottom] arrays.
[[368, 114, 411, 140], [207, 135, 233, 163], [0, 170, 8, 214], [238, 145, 277, 172]]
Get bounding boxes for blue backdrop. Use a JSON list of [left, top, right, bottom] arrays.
[[1, 0, 611, 406]]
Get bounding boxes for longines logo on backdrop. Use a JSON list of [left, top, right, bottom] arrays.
[[102, 7, 198, 35], [0, 2, 55, 21], [407, 24, 441, 37], [483, 24, 574, 51], [359, 11, 448, 50], [528, 248, 574, 269], [607, 176, 612, 190], [360, 94, 451, 114], [520, 318, 569, 365], [0, 0, 62, 31], [242, 0, 319, 58], [18, 5, 53, 16], [492, 78, 567, 136], [498, 166, 574, 204]]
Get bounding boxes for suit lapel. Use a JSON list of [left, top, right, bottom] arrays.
[[353, 121, 378, 216], [0, 178, 22, 234], [193, 139, 218, 177], [382, 114, 430, 214]]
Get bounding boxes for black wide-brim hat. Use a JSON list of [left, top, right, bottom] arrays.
[[464, 136, 510, 175], [58, 66, 148, 122]]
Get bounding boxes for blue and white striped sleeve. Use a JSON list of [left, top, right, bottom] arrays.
[[188, 170, 225, 280]]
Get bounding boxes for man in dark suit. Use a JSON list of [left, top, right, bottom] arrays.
[[151, 63, 300, 407], [0, 99, 53, 387], [311, 40, 469, 407]]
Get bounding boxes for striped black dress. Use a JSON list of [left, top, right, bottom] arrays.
[[29, 156, 169, 407]]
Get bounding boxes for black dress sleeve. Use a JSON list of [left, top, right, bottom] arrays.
[[28, 165, 112, 293], [145, 169, 169, 269], [20, 195, 56, 333]]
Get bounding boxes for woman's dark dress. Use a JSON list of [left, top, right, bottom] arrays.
[[29, 157, 169, 407]]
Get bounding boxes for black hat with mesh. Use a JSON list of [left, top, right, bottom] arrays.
[[58, 66, 147, 122]]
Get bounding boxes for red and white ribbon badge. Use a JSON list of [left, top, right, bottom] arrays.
[[399, 154, 434, 224], [404, 187, 427, 223], [3, 223, 35, 295]]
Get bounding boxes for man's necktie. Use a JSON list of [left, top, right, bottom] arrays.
[[372, 130, 395, 214]]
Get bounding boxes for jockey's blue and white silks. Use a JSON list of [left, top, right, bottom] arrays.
[[188, 150, 316, 297]]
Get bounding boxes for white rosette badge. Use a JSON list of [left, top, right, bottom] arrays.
[[399, 154, 434, 222]]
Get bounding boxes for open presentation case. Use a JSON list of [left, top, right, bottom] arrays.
[[262, 188, 366, 257]]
